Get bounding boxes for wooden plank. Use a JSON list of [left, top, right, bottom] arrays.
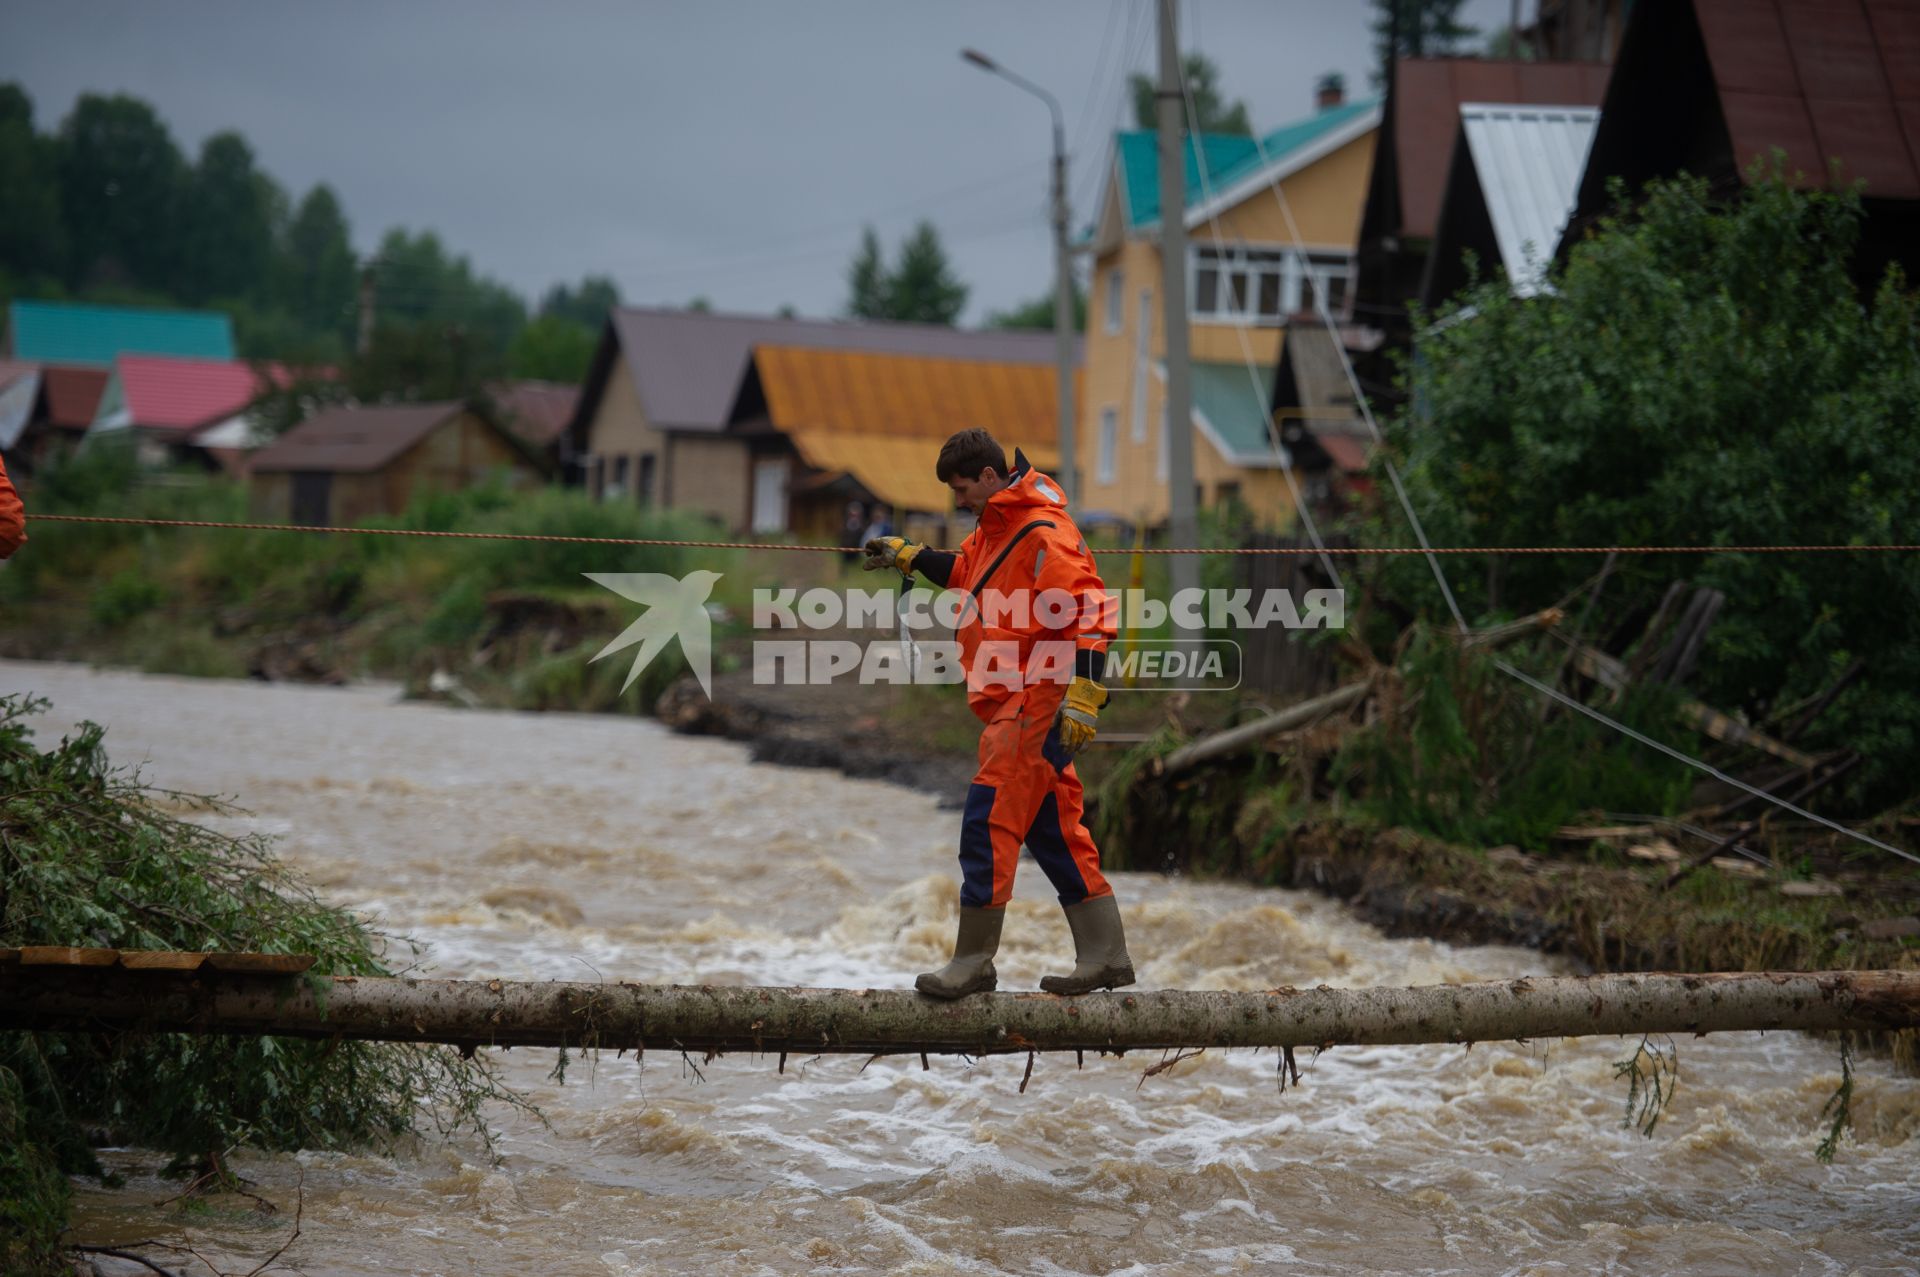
[[204, 952, 316, 974], [118, 951, 208, 971], [20, 946, 120, 967]]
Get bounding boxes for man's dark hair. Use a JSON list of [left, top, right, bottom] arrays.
[[936, 428, 1007, 483]]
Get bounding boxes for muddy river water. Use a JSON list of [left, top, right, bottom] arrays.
[[5, 660, 1917, 1275]]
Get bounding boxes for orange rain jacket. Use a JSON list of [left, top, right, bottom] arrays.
[[913, 451, 1118, 908], [927, 451, 1116, 723], [0, 451, 24, 559]]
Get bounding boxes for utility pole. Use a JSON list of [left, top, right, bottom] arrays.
[[960, 48, 1077, 504], [1156, 0, 1199, 630], [356, 262, 377, 358], [1049, 108, 1077, 505]]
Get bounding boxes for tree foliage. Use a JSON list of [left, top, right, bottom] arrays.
[[844, 221, 968, 325], [1374, 169, 1920, 811], [1371, 0, 1480, 72], [1130, 52, 1252, 135], [985, 276, 1086, 332], [0, 693, 522, 1258]]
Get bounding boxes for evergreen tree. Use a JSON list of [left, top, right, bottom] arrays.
[[277, 184, 358, 345], [180, 131, 279, 305], [883, 222, 967, 325], [54, 93, 187, 291], [1372, 0, 1479, 82], [0, 86, 66, 289], [846, 226, 887, 320]]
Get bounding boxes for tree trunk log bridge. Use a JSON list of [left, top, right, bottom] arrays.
[[2, 961, 1916, 1058]]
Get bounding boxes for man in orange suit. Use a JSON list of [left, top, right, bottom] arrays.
[[0, 451, 25, 560], [866, 428, 1134, 999]]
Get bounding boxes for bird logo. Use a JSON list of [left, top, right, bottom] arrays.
[[585, 570, 723, 699]]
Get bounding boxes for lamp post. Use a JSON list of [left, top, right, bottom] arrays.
[[961, 47, 1077, 505]]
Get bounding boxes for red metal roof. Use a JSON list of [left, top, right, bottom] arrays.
[[117, 355, 291, 433], [1695, 0, 1920, 198], [41, 366, 109, 429], [1389, 58, 1612, 239]]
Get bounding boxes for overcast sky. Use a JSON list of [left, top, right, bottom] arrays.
[[2, 0, 1518, 325]]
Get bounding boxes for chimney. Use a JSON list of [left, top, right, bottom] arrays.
[[1316, 72, 1345, 111]]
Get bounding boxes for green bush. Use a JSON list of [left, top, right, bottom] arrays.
[[0, 694, 523, 1242]]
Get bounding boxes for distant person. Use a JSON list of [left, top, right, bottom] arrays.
[[838, 499, 867, 564], [861, 503, 895, 544], [0, 451, 24, 559]]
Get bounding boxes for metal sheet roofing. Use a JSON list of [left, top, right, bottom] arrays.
[[112, 355, 285, 432], [1695, 0, 1920, 199], [5, 301, 235, 367], [1114, 97, 1382, 230], [1381, 58, 1611, 240], [1190, 361, 1280, 465], [750, 344, 1066, 514], [249, 402, 463, 474], [1459, 103, 1600, 295], [40, 367, 109, 429], [752, 344, 1067, 442], [598, 307, 1069, 435], [786, 430, 1060, 516]]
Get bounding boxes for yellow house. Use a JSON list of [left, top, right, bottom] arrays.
[[1079, 90, 1380, 529]]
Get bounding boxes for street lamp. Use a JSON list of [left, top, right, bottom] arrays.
[[961, 47, 1077, 505]]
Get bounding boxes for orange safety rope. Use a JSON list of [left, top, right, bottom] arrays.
[[27, 513, 1920, 556]]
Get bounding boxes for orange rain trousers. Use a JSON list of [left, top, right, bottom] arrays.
[[959, 677, 1112, 910]]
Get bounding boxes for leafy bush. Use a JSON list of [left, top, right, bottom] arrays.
[[1371, 167, 1920, 812], [0, 694, 522, 1244]]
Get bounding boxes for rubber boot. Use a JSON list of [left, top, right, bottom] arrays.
[[915, 906, 1003, 999], [1039, 894, 1136, 995]]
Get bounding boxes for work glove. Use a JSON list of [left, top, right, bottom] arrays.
[[1054, 676, 1107, 758], [862, 536, 923, 580]]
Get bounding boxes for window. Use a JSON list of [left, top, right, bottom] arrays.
[[1190, 246, 1354, 323], [1097, 408, 1118, 485], [1157, 401, 1170, 481], [637, 452, 657, 505], [610, 454, 630, 498], [1104, 268, 1124, 334]]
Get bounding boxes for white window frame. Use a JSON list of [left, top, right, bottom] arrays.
[[1104, 267, 1124, 334], [1189, 245, 1355, 324], [1096, 407, 1118, 485]]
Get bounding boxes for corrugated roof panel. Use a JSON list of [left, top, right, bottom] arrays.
[[754, 345, 1061, 442], [249, 402, 461, 474], [116, 355, 279, 431], [1460, 104, 1601, 295], [6, 301, 234, 366], [1115, 97, 1382, 230]]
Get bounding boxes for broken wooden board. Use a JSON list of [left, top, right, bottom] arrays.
[[117, 951, 209, 971]]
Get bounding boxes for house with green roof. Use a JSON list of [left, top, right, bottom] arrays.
[[4, 300, 235, 367], [1078, 84, 1380, 528]]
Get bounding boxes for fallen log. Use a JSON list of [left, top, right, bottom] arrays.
[[1153, 682, 1369, 777], [2, 967, 1915, 1057]]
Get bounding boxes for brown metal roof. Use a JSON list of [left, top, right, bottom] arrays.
[[1695, 0, 1920, 198], [41, 365, 109, 429], [249, 401, 465, 474], [1387, 58, 1612, 239], [592, 306, 1075, 436]]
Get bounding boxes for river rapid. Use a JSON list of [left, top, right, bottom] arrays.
[[5, 660, 1916, 1276]]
